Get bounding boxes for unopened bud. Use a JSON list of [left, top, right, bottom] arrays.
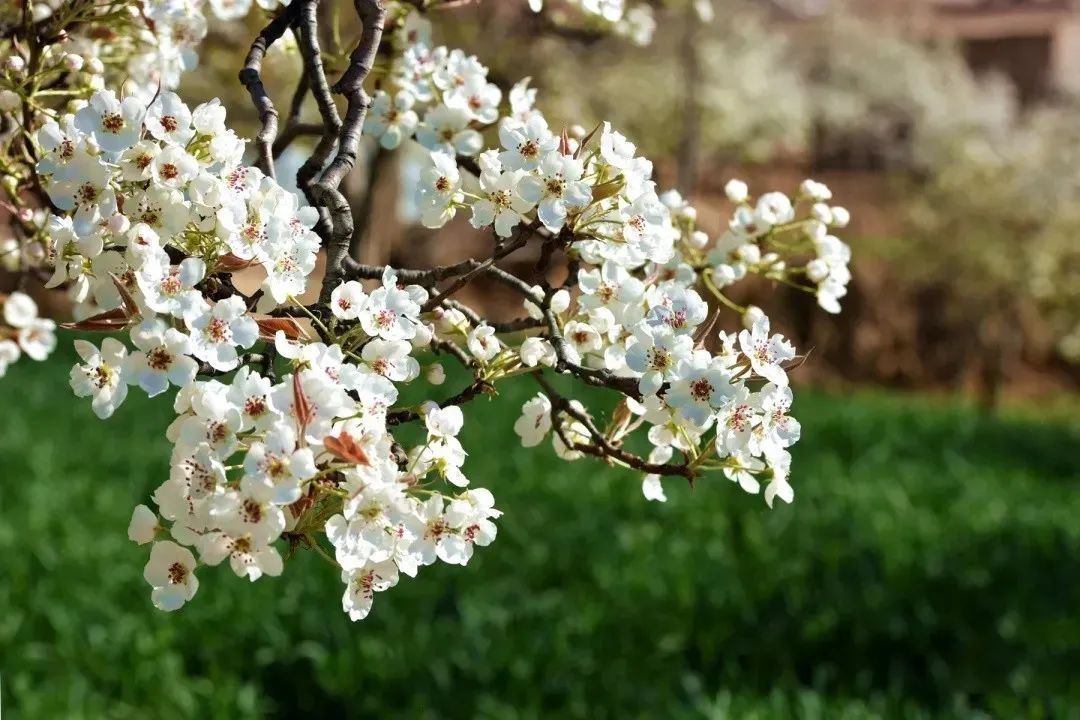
[[724, 179, 749, 204], [5, 55, 26, 73], [688, 230, 709, 250], [425, 363, 446, 386], [830, 206, 850, 228], [62, 53, 85, 72], [23, 241, 46, 264], [742, 305, 765, 330], [86, 57, 104, 75], [108, 213, 131, 234], [16, 207, 34, 223]]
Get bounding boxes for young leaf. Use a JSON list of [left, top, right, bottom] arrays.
[[323, 431, 371, 466]]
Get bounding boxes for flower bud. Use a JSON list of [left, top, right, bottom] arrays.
[[62, 53, 85, 72], [550, 289, 571, 315], [724, 179, 749, 204], [425, 363, 446, 386], [127, 505, 158, 545], [800, 178, 832, 202], [830, 206, 850, 228], [16, 207, 33, 223], [742, 305, 765, 330], [0, 89, 18, 112], [86, 57, 105, 75], [735, 243, 760, 265], [806, 258, 829, 283], [5, 55, 26, 73], [811, 202, 832, 224], [688, 230, 709, 250], [411, 321, 434, 348], [108, 213, 131, 234]]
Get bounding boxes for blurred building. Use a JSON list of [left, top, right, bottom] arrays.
[[770, 0, 1080, 103]]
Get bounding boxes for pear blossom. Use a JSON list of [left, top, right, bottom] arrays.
[[143, 541, 199, 611], [185, 296, 258, 372], [3, 292, 37, 328], [470, 166, 534, 238], [126, 318, 198, 397], [243, 425, 317, 505], [514, 394, 552, 447], [74, 90, 145, 152], [416, 104, 483, 156], [197, 531, 284, 581], [418, 152, 464, 228], [128, 505, 159, 545], [466, 324, 500, 362], [364, 90, 419, 149], [330, 280, 369, 320], [738, 317, 795, 387], [498, 115, 557, 171], [519, 152, 592, 231], [70, 338, 129, 419]]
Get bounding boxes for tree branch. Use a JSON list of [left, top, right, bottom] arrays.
[[314, 0, 387, 304], [534, 373, 695, 480], [238, 4, 300, 178]]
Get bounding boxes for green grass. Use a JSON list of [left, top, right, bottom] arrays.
[[1, 342, 1078, 719]]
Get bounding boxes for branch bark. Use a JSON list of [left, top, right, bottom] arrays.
[[238, 4, 301, 178], [314, 0, 387, 303]]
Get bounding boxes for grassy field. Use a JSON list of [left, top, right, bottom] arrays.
[[1, 342, 1079, 719]]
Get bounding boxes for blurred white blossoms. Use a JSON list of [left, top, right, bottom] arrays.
[[0, 292, 56, 377]]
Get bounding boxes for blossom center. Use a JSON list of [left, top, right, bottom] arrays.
[[205, 317, 231, 343], [647, 347, 671, 371], [690, 378, 713, 402], [244, 396, 267, 418], [518, 140, 539, 159], [241, 499, 263, 524], [102, 113, 125, 134], [147, 346, 173, 370], [167, 561, 188, 584]]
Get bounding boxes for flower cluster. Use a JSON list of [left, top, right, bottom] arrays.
[[37, 90, 318, 322], [525, 0, 657, 45], [0, 0, 288, 374], [22, 1, 851, 622], [389, 20, 850, 505], [0, 292, 56, 378], [125, 286, 499, 617]]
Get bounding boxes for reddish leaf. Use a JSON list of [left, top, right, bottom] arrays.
[[108, 272, 140, 318], [559, 128, 571, 156], [287, 493, 316, 521], [692, 309, 722, 348], [255, 316, 306, 342], [781, 350, 812, 373], [292, 372, 315, 436], [215, 253, 256, 272], [323, 431, 371, 466], [573, 121, 603, 159], [61, 307, 132, 331]]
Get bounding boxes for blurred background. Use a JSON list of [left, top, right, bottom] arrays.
[[3, 0, 1080, 717]]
